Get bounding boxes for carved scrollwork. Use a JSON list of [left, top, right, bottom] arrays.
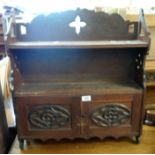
[[91, 104, 130, 127], [28, 105, 70, 129]]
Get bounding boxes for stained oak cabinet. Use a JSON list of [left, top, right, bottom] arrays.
[[15, 93, 142, 141], [5, 9, 150, 149]]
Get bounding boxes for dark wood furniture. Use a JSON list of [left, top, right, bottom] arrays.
[[6, 9, 150, 149]]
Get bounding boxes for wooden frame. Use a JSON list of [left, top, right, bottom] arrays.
[[5, 8, 150, 149]]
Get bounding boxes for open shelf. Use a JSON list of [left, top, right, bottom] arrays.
[[12, 48, 144, 97], [15, 81, 142, 97]]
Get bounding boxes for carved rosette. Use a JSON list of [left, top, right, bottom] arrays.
[[91, 104, 130, 127], [28, 105, 71, 129]]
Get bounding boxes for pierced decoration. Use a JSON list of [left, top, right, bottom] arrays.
[[20, 25, 27, 35], [15, 9, 133, 41], [28, 105, 70, 129], [91, 104, 130, 127], [135, 53, 143, 70], [69, 16, 86, 35]]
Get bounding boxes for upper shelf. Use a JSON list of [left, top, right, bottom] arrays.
[[8, 40, 149, 49], [4, 8, 150, 50]]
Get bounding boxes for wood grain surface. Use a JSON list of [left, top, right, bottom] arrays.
[[9, 125, 155, 154]]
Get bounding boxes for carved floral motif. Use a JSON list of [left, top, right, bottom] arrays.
[[91, 104, 130, 127], [28, 105, 70, 129]]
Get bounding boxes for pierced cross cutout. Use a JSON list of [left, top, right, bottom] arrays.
[[69, 16, 86, 35]]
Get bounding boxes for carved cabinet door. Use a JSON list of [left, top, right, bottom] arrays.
[[15, 96, 81, 140], [81, 94, 143, 138]]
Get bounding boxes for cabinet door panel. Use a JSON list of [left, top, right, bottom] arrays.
[[83, 94, 142, 138], [15, 96, 81, 140]]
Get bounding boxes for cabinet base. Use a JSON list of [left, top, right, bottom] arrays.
[[18, 136, 141, 149], [135, 136, 141, 144]]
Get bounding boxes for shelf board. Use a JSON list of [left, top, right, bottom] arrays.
[[8, 40, 149, 49], [15, 81, 142, 97]]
